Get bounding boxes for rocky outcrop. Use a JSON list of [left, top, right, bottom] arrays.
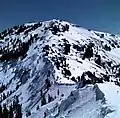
[[93, 84, 105, 101]]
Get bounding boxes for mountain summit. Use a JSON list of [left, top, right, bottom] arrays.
[[0, 19, 120, 118]]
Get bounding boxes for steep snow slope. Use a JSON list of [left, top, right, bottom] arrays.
[[0, 19, 120, 117]]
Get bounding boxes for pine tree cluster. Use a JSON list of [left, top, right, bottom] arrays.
[[0, 96, 22, 118]]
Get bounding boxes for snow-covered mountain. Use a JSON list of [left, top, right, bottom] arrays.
[[0, 19, 120, 118]]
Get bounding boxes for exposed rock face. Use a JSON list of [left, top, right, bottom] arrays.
[[58, 90, 79, 113], [93, 84, 105, 101]]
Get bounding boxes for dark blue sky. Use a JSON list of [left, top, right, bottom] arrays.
[[0, 0, 120, 34]]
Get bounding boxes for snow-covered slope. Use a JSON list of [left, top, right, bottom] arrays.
[[98, 82, 120, 118], [0, 19, 120, 118]]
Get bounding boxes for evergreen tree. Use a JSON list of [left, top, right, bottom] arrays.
[[3, 104, 9, 118], [48, 94, 53, 103], [9, 105, 13, 118], [0, 104, 2, 117], [14, 97, 22, 118], [45, 79, 51, 90], [12, 96, 22, 118], [36, 105, 39, 110], [83, 46, 93, 60], [95, 55, 101, 65], [48, 94, 51, 103], [81, 73, 85, 81], [77, 76, 81, 82], [57, 89, 59, 96], [63, 43, 71, 55], [15, 104, 22, 118], [44, 111, 46, 118], [40, 90, 43, 97], [3, 93, 6, 100], [41, 95, 46, 106], [26, 110, 31, 117]]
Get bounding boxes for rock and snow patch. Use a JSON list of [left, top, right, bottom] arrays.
[[29, 84, 106, 118]]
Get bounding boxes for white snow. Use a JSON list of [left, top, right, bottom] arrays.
[[98, 82, 120, 118]]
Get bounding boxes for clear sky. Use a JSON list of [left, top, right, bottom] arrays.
[[0, 0, 120, 34]]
